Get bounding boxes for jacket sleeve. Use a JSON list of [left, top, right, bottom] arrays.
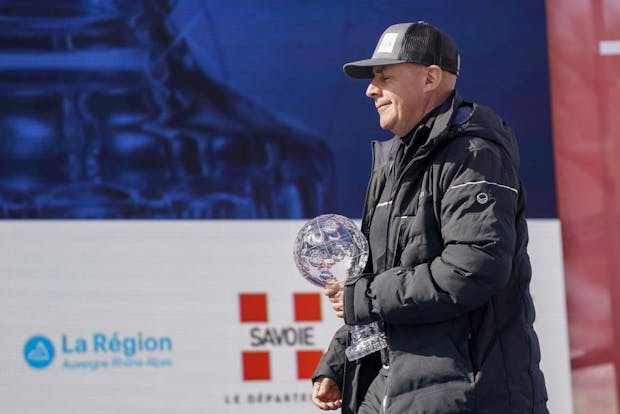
[[311, 324, 349, 388], [344, 139, 520, 325]]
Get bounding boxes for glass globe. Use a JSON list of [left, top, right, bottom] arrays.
[[293, 214, 368, 287], [293, 214, 387, 361]]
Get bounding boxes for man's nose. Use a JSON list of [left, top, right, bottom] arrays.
[[366, 80, 380, 98]]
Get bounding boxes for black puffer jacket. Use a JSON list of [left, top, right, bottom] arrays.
[[313, 92, 549, 413]]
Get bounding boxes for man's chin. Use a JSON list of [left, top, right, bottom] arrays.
[[378, 119, 394, 133]]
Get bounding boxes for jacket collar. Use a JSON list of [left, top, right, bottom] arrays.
[[412, 90, 462, 159], [372, 90, 463, 170]]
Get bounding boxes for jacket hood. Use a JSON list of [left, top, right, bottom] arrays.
[[447, 92, 521, 169], [371, 91, 521, 175]]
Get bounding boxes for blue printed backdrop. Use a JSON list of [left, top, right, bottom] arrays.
[[0, 0, 555, 219]]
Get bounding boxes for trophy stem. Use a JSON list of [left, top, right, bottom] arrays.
[[345, 321, 388, 361]]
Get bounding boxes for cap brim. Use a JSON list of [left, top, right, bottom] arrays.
[[343, 58, 407, 79]]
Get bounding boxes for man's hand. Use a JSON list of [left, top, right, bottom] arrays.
[[323, 282, 344, 318], [312, 376, 342, 410]]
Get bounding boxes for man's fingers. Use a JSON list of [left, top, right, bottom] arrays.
[[323, 285, 338, 298], [312, 377, 342, 410], [312, 382, 331, 410], [323, 282, 344, 298]]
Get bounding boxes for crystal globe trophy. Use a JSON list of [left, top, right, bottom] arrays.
[[293, 214, 387, 361]]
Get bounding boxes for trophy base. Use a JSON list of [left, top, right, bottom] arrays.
[[345, 326, 388, 361]]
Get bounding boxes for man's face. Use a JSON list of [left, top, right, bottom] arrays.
[[366, 63, 429, 136]]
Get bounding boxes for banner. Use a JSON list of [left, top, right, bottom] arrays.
[[0, 220, 570, 413]]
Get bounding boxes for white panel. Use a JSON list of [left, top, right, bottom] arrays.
[[527, 219, 573, 414], [600, 40, 620, 55], [0, 220, 572, 413]]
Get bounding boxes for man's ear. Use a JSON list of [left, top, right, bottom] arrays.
[[424, 65, 443, 92]]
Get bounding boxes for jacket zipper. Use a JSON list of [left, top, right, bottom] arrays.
[[360, 140, 378, 238]]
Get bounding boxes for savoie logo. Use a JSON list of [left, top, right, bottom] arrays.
[[24, 335, 55, 369], [23, 332, 173, 371]]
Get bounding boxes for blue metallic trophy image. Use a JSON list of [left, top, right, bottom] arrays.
[[0, 0, 332, 218], [293, 214, 387, 361]]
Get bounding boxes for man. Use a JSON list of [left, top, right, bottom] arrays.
[[311, 21, 549, 413]]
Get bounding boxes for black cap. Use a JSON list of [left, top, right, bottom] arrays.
[[343, 21, 460, 79]]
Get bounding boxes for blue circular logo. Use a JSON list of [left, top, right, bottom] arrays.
[[23, 335, 55, 369]]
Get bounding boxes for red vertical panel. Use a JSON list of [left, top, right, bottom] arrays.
[[546, 0, 620, 413]]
